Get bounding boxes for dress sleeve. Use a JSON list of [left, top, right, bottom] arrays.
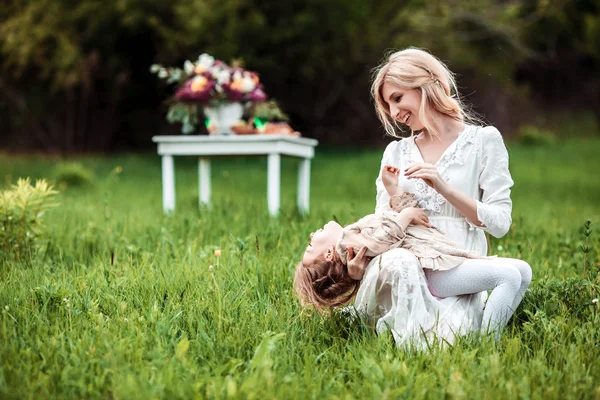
[[375, 141, 399, 214], [389, 192, 418, 213], [467, 126, 514, 238]]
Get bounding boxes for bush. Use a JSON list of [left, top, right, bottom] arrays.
[[0, 178, 58, 260], [511, 277, 599, 327], [53, 162, 96, 188], [518, 125, 557, 146]]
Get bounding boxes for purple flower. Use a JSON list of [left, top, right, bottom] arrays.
[[175, 78, 216, 104], [248, 88, 267, 102], [221, 83, 245, 102]]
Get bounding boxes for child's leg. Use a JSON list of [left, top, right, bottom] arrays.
[[424, 259, 526, 338]]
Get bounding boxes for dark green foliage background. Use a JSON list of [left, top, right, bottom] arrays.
[[1, 0, 599, 150]]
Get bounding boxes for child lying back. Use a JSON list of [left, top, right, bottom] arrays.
[[294, 165, 493, 309]]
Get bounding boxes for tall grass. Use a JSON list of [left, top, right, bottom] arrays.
[[0, 138, 599, 399]]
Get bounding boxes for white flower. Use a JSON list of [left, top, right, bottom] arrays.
[[216, 70, 231, 85], [239, 76, 256, 93], [593, 298, 598, 304], [497, 245, 504, 251], [184, 60, 195, 75], [158, 69, 168, 79], [232, 71, 242, 81], [197, 53, 215, 69]]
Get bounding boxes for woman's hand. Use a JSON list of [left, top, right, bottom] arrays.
[[404, 163, 447, 193], [402, 207, 431, 228], [346, 246, 371, 280]]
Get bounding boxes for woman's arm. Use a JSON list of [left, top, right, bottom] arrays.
[[465, 127, 514, 237], [375, 141, 400, 214], [436, 184, 482, 226], [404, 127, 514, 238], [404, 163, 482, 225]]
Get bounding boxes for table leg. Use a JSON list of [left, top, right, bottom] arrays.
[[297, 158, 311, 214], [267, 153, 281, 216], [161, 155, 175, 214], [199, 157, 211, 207]]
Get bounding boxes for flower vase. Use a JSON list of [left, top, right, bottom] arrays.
[[203, 103, 244, 135]]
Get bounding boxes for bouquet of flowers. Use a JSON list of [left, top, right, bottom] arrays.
[[173, 54, 267, 105], [151, 54, 268, 134]]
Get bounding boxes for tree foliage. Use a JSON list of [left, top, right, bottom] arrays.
[[0, 0, 597, 151]]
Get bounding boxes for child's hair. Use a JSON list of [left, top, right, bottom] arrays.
[[370, 47, 482, 139], [293, 254, 360, 310]]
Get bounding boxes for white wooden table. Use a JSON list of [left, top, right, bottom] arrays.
[[152, 135, 318, 216]]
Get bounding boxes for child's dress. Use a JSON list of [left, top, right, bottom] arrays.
[[336, 192, 493, 279]]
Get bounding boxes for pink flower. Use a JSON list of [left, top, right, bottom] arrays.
[[248, 88, 267, 102], [175, 78, 215, 104], [221, 83, 245, 102]]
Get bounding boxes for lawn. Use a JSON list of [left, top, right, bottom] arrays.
[[1, 137, 599, 399]]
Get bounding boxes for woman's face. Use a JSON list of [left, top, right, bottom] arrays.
[[381, 82, 424, 131], [302, 221, 343, 265]]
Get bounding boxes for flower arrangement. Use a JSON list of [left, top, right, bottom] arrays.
[[173, 54, 267, 105], [151, 54, 268, 134]]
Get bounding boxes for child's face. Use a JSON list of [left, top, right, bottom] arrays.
[[302, 221, 343, 265]]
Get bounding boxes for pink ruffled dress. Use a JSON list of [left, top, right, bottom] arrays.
[[336, 192, 493, 279]]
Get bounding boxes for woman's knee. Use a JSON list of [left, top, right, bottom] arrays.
[[496, 265, 523, 292], [501, 258, 532, 287]]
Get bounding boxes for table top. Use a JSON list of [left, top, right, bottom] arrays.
[[153, 134, 318, 158], [152, 134, 318, 146]]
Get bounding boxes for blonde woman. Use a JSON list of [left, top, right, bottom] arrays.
[[345, 48, 532, 346]]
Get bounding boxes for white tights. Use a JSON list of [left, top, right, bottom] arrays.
[[424, 258, 532, 339]]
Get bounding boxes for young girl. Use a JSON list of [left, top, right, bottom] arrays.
[[294, 165, 498, 309]]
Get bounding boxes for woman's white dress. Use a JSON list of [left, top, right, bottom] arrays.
[[352, 124, 514, 348]]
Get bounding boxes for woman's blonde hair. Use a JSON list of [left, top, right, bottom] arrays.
[[293, 255, 360, 310], [371, 47, 481, 138]]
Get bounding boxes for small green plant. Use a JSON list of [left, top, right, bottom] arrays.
[[0, 178, 58, 260], [518, 125, 557, 146], [250, 100, 289, 123], [53, 162, 95, 188], [512, 276, 600, 327], [166, 102, 203, 134], [580, 219, 592, 279]]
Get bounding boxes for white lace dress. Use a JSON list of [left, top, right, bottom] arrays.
[[353, 125, 514, 348]]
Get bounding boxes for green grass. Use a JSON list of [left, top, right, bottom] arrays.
[[1, 137, 599, 399]]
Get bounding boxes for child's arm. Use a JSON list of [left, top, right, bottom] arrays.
[[390, 207, 431, 231], [381, 165, 403, 197], [389, 192, 419, 213]]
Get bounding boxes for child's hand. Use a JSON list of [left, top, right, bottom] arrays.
[[381, 165, 401, 196], [402, 207, 431, 228]]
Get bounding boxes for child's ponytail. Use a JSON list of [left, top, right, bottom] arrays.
[[293, 256, 360, 310]]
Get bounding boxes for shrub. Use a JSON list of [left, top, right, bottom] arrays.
[[511, 277, 599, 327], [518, 125, 557, 146], [53, 162, 95, 188], [0, 178, 58, 260]]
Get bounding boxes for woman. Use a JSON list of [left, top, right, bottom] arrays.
[[346, 48, 532, 347]]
